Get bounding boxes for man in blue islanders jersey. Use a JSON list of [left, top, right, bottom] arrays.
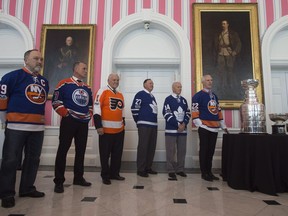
[[131, 79, 158, 177], [162, 82, 190, 180], [192, 75, 228, 182], [0, 49, 49, 208], [52, 61, 93, 193]]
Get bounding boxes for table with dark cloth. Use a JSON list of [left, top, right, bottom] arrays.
[[221, 133, 288, 195]]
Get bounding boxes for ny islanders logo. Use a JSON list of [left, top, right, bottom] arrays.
[[72, 89, 89, 107], [25, 84, 47, 104], [207, 99, 218, 115]]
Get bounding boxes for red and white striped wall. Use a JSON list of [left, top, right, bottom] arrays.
[[0, 0, 288, 127]]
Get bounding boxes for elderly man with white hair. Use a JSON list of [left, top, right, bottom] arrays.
[[162, 82, 191, 180]]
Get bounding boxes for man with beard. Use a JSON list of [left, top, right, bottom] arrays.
[[0, 49, 49, 208]]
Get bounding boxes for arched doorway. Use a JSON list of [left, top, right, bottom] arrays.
[[0, 13, 34, 76], [262, 15, 288, 133]]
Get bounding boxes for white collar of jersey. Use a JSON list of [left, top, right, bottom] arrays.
[[144, 89, 153, 95], [107, 85, 117, 93], [203, 88, 211, 93], [72, 76, 82, 82], [172, 93, 180, 98]]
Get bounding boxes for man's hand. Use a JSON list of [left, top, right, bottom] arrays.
[[97, 128, 104, 135], [224, 128, 229, 134], [177, 123, 186, 132]]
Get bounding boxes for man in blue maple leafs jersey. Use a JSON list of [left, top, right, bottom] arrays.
[[131, 79, 158, 177], [162, 82, 190, 179]]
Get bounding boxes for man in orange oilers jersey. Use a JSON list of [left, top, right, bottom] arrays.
[[191, 75, 228, 182], [0, 49, 49, 208], [93, 73, 125, 185]]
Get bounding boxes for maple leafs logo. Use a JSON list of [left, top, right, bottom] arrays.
[[149, 100, 158, 114], [173, 106, 185, 122]]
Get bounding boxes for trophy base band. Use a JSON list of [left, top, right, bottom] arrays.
[[272, 125, 286, 135]]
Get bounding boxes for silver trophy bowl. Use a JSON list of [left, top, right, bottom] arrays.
[[241, 79, 259, 89], [269, 113, 288, 124], [269, 113, 288, 134], [240, 79, 266, 133]]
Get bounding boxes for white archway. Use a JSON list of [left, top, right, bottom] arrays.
[[261, 15, 288, 133], [0, 12, 34, 64], [101, 9, 191, 102]]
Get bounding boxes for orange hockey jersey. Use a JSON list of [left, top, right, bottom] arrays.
[[93, 86, 124, 134]]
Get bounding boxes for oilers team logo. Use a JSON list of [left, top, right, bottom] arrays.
[[207, 99, 218, 115], [72, 89, 89, 107], [25, 84, 47, 104]]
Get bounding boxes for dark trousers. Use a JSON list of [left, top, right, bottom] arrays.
[[99, 131, 124, 180], [0, 129, 44, 198], [137, 126, 157, 172], [54, 116, 88, 185], [198, 127, 218, 175]]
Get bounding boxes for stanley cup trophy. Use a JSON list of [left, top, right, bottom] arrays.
[[240, 79, 266, 133]]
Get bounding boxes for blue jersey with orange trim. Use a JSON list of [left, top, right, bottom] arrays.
[[52, 77, 93, 123], [0, 68, 49, 131], [191, 90, 223, 129]]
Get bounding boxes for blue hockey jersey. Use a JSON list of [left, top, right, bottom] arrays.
[[191, 90, 224, 131], [131, 89, 157, 127], [162, 94, 190, 136], [0, 67, 49, 131], [52, 77, 93, 123]]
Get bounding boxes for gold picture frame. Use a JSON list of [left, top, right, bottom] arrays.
[[193, 3, 263, 109], [40, 24, 96, 98]]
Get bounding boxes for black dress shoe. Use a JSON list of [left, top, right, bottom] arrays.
[[176, 172, 187, 177], [168, 172, 177, 178], [73, 178, 92, 187], [1, 197, 15, 208], [137, 171, 149, 177], [110, 175, 125, 181], [102, 179, 111, 185], [19, 190, 45, 198], [201, 174, 213, 182], [209, 173, 219, 180], [146, 169, 158, 175], [54, 184, 64, 193]]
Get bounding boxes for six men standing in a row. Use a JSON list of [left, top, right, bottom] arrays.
[[0, 50, 228, 208]]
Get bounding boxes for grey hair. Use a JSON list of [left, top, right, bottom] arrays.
[[24, 49, 39, 61], [201, 74, 212, 83]]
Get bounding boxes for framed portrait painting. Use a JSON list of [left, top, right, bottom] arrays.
[[193, 3, 263, 109], [40, 24, 96, 97]]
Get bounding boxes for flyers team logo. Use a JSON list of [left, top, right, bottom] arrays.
[[110, 97, 123, 110], [207, 99, 218, 115], [72, 89, 89, 107], [25, 84, 47, 104]]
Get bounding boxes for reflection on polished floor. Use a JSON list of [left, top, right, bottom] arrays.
[[1, 165, 288, 216]]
